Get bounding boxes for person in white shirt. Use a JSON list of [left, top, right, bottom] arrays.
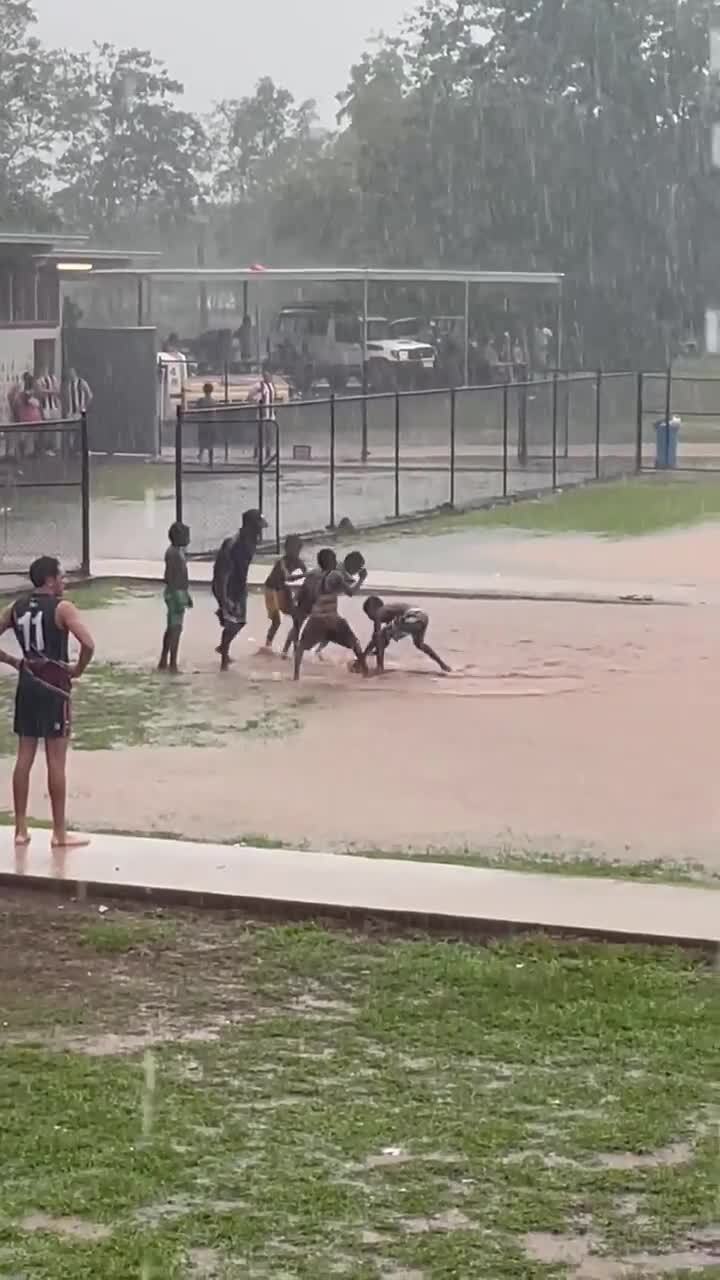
[[63, 368, 93, 419], [250, 365, 276, 462]]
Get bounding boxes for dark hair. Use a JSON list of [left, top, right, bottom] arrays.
[[168, 521, 190, 547], [317, 548, 337, 572], [29, 555, 61, 588], [284, 534, 302, 554], [203, 382, 214, 395], [363, 595, 384, 619], [242, 508, 264, 528]]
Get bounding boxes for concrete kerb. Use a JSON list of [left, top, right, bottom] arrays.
[[1, 867, 718, 955], [2, 834, 719, 954], [87, 564, 693, 608]]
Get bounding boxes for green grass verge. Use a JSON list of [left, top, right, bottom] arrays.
[[0, 663, 311, 754], [0, 907, 718, 1279], [362, 477, 720, 540]]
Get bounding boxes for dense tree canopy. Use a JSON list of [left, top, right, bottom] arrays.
[[1, 0, 717, 366]]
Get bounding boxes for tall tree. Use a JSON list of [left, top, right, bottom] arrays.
[[53, 44, 207, 238], [0, 0, 58, 227]]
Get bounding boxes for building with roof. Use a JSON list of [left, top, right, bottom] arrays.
[[0, 232, 158, 423]]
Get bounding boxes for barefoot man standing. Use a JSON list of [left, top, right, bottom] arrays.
[[0, 556, 95, 848]]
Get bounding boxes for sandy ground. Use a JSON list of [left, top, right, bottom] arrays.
[[1, 586, 718, 867]]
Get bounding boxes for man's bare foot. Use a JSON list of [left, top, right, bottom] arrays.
[[14, 830, 31, 847], [51, 833, 90, 850]]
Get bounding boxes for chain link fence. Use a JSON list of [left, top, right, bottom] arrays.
[[0, 417, 89, 577], [173, 373, 642, 555]]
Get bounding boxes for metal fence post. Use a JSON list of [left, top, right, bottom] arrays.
[[80, 412, 90, 575], [635, 371, 644, 472], [394, 391, 401, 519], [563, 374, 570, 459], [274, 408, 281, 554], [502, 383, 509, 498], [551, 370, 559, 488], [449, 387, 456, 507], [664, 363, 672, 427], [224, 361, 230, 406], [517, 381, 528, 466], [594, 369, 602, 481], [361, 379, 369, 462], [256, 403, 264, 515], [329, 394, 336, 529], [175, 404, 183, 523]]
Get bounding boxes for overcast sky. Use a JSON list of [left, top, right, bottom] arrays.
[[32, 0, 411, 123]]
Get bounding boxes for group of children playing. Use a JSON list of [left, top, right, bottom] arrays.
[[159, 519, 451, 680]]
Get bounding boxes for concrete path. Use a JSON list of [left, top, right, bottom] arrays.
[[1, 831, 717, 948], [92, 558, 697, 607]]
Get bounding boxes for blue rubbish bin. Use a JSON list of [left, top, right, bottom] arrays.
[[654, 416, 680, 469]]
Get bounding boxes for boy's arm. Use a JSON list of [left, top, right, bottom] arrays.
[[0, 605, 20, 670], [361, 620, 381, 659], [56, 601, 95, 679]]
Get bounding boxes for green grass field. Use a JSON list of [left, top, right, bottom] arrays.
[[0, 662, 313, 754], [370, 477, 720, 540], [1, 901, 718, 1279]]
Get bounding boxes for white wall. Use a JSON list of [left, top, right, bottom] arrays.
[[0, 327, 60, 422]]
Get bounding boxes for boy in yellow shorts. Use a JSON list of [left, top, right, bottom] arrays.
[[262, 534, 306, 653], [159, 521, 193, 674]]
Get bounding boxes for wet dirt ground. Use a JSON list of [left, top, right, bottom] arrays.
[[0, 587, 717, 866]]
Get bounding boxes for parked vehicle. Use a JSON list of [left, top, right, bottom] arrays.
[[364, 318, 436, 390], [268, 303, 436, 393], [268, 303, 362, 394]]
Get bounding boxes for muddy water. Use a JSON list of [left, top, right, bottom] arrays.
[[2, 591, 718, 866]]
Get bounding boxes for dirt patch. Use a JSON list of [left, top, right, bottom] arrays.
[[522, 1232, 720, 1277], [186, 1247, 224, 1277], [135, 1197, 245, 1228], [594, 1141, 692, 1170], [364, 1149, 461, 1170], [19, 1214, 111, 1241], [400, 1209, 474, 1235], [289, 994, 357, 1018]]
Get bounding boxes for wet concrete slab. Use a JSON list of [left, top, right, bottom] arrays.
[[92, 558, 697, 607], [1, 831, 717, 948]]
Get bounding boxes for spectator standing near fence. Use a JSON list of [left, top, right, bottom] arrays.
[[513, 337, 528, 383], [35, 365, 61, 456], [10, 375, 43, 457], [195, 382, 217, 467], [63, 368, 93, 419], [251, 365, 276, 462]]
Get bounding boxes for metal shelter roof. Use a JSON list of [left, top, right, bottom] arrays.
[[86, 266, 562, 287]]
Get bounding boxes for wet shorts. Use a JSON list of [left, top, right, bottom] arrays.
[[164, 587, 191, 629], [388, 609, 428, 644], [300, 615, 357, 652], [215, 592, 247, 635], [264, 587, 292, 619], [14, 670, 70, 740]]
